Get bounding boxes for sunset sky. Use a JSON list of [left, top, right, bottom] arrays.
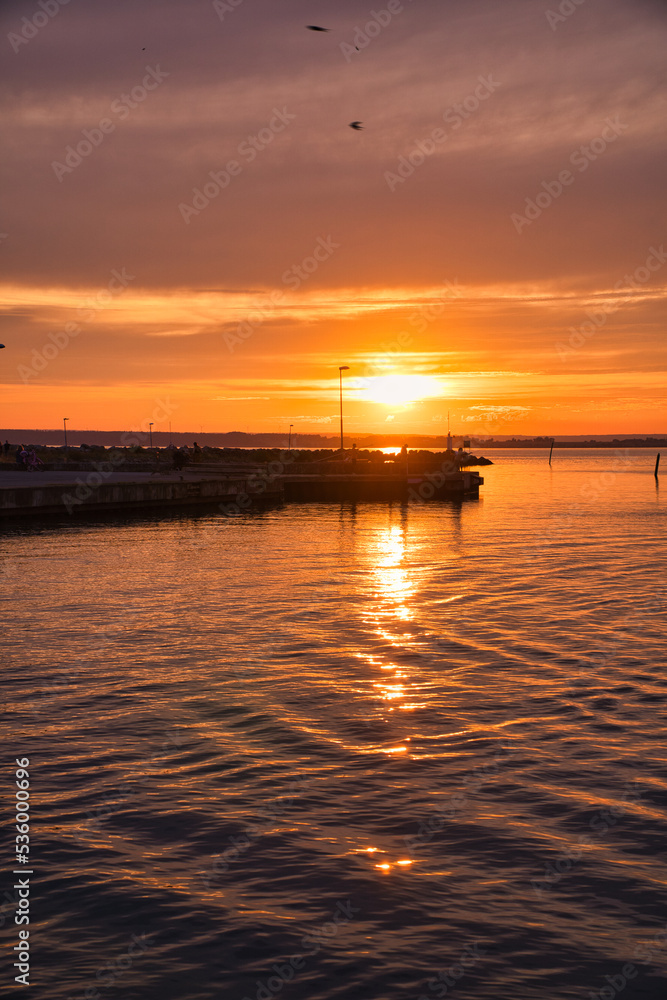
[[1, 0, 665, 437]]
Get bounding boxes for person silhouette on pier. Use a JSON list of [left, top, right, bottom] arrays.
[[172, 449, 187, 471]]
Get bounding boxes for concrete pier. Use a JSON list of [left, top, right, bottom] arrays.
[[283, 473, 408, 502], [0, 471, 279, 518], [0, 467, 483, 519], [282, 470, 483, 502]]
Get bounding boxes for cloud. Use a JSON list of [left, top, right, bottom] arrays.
[[2, 0, 665, 433], [145, 328, 203, 337], [463, 405, 533, 422], [3, 0, 666, 289], [292, 415, 333, 424], [469, 405, 532, 413]]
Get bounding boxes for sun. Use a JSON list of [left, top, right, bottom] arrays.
[[360, 374, 444, 406]]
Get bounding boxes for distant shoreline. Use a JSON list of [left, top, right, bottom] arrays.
[[0, 430, 664, 450], [450, 440, 666, 449]]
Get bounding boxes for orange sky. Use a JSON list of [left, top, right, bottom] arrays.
[[1, 0, 665, 437]]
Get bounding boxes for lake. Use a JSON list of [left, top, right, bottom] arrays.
[[2, 449, 666, 1000]]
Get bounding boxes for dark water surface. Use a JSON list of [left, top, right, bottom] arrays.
[[2, 450, 666, 1000]]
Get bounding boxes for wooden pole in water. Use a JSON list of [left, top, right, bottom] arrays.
[[549, 439, 554, 465], [655, 453, 660, 477]]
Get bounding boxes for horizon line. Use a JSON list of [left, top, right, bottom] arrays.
[[2, 428, 666, 438]]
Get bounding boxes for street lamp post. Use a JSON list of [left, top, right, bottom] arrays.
[[338, 365, 349, 451], [149, 422, 153, 449], [288, 424, 293, 450], [63, 417, 69, 451]]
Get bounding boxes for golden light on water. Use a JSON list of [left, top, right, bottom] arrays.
[[374, 683, 406, 701], [354, 520, 432, 725], [372, 525, 414, 622], [374, 859, 414, 871]]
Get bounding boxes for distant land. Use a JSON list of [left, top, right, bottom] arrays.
[[1, 429, 666, 449]]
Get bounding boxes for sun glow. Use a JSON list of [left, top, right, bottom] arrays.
[[360, 374, 444, 406]]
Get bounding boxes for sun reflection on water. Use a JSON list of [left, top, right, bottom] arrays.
[[356, 518, 429, 721], [367, 522, 414, 623]]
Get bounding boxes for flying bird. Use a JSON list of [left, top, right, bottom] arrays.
[[306, 25, 330, 31], [349, 121, 364, 130]]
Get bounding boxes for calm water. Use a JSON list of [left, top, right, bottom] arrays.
[[2, 450, 666, 1000]]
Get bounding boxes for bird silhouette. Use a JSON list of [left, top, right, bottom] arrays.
[[349, 121, 364, 130], [306, 25, 330, 31]]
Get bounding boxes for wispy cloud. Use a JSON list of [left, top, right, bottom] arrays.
[[2, 0, 665, 433]]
